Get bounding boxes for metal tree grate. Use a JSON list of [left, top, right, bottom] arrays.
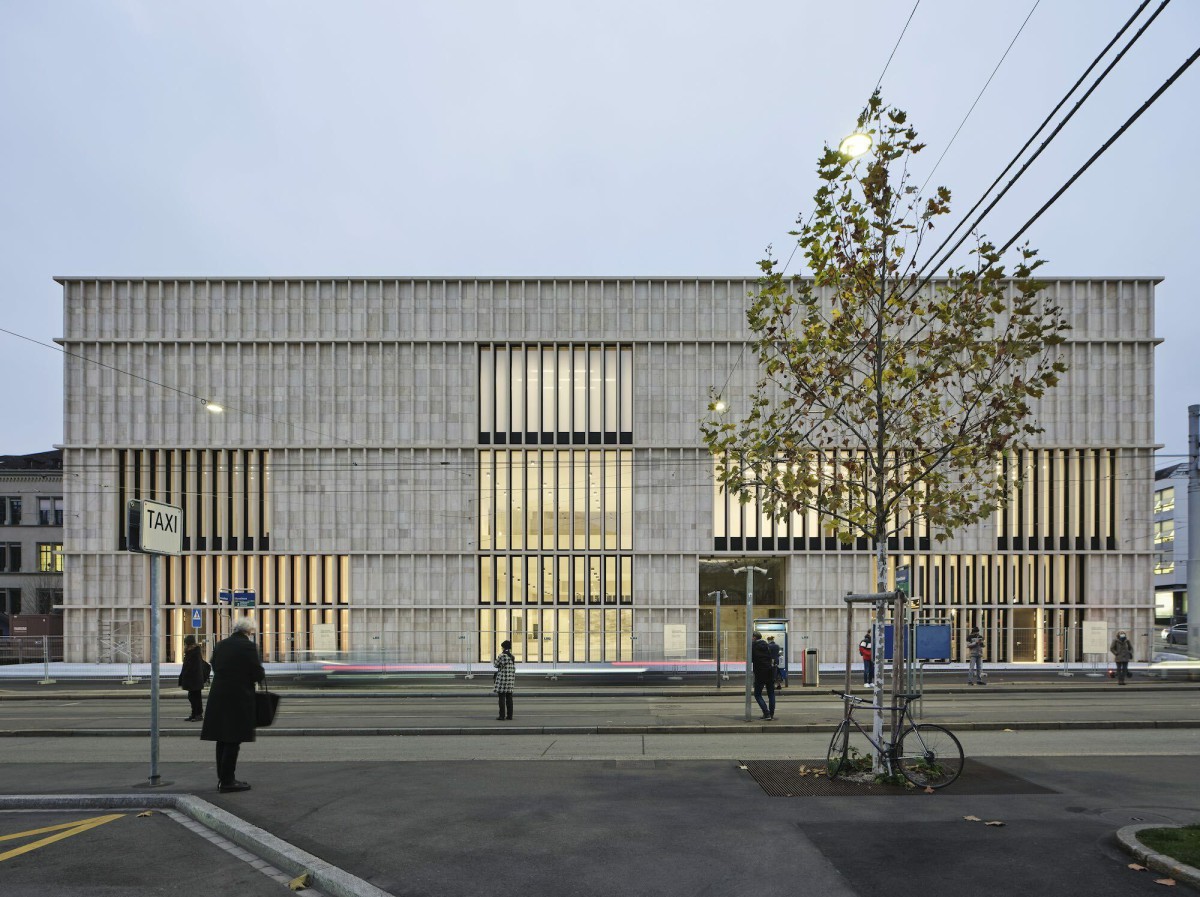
[[739, 759, 1054, 797]]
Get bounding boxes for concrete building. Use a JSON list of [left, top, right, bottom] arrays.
[[0, 450, 65, 631], [1153, 462, 1188, 625], [58, 277, 1158, 667]]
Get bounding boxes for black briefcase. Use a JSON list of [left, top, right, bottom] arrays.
[[255, 686, 280, 727]]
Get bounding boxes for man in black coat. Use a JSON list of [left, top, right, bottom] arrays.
[[751, 632, 776, 720], [201, 618, 264, 793]]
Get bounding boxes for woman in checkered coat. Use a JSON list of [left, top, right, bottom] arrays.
[[493, 639, 515, 720]]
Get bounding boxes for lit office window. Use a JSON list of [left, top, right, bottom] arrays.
[[480, 450, 633, 551], [38, 543, 63, 573], [1154, 487, 1175, 514], [1154, 520, 1175, 546]]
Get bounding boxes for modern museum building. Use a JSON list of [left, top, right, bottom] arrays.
[[57, 276, 1158, 669]]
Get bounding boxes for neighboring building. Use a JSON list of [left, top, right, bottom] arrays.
[[1153, 462, 1188, 624], [0, 450, 65, 631], [58, 277, 1158, 666]]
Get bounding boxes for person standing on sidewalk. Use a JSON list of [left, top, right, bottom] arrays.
[[966, 627, 986, 686], [858, 633, 873, 687], [178, 634, 210, 721], [751, 632, 776, 720], [493, 639, 515, 720], [766, 635, 784, 688], [1110, 631, 1133, 685], [201, 618, 264, 793]]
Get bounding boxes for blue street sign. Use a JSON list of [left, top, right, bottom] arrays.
[[217, 588, 232, 604], [233, 589, 256, 608], [190, 608, 203, 629]]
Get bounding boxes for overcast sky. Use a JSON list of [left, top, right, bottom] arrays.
[[2, 1, 1197, 463]]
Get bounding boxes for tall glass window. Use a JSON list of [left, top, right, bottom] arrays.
[[480, 345, 634, 662], [479, 344, 632, 445]]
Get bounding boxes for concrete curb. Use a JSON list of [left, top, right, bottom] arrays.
[[1, 719, 1199, 737], [0, 793, 394, 897], [1115, 823, 1200, 890], [3, 682, 1199, 700]]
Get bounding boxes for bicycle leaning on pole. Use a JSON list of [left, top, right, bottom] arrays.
[[826, 690, 965, 789]]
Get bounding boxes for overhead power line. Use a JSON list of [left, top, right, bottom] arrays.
[[917, 0, 1169, 280], [999, 43, 1200, 253]]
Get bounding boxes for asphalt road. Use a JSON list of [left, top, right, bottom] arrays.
[[2, 683, 1198, 897]]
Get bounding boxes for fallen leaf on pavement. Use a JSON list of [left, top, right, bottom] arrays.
[[1129, 864, 1147, 871], [289, 872, 312, 891], [1002, 728, 1016, 733], [136, 811, 154, 818], [963, 816, 982, 822], [924, 787, 935, 794], [984, 821, 1006, 827], [1154, 878, 1176, 887]]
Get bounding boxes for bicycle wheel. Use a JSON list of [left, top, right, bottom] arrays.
[[825, 720, 851, 778], [896, 724, 964, 789]]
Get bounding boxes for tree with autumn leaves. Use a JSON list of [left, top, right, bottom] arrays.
[[701, 93, 1070, 598]]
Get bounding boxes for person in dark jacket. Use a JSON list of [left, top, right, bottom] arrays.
[[200, 618, 264, 793], [751, 632, 776, 720], [178, 634, 210, 721], [1110, 630, 1134, 685]]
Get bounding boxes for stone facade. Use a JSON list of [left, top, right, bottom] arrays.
[[58, 277, 1158, 666]]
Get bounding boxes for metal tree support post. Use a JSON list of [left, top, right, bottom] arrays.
[[1189, 405, 1199, 661], [734, 566, 767, 721]]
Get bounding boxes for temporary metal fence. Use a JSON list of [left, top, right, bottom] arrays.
[[0, 623, 1187, 682]]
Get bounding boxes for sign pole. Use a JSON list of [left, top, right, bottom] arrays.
[[149, 553, 162, 786], [734, 566, 767, 722]]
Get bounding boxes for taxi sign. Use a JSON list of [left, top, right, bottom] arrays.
[[127, 499, 183, 555]]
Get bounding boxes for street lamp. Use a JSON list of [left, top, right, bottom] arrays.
[[201, 399, 223, 413], [838, 130, 872, 159]]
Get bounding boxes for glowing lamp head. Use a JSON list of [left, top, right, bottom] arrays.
[[839, 131, 872, 159]]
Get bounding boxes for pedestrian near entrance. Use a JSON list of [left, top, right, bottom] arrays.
[[966, 627, 986, 685], [766, 635, 785, 688], [201, 618, 264, 793], [751, 632, 776, 720], [858, 633, 873, 686], [178, 634, 211, 721], [494, 639, 515, 720], [1110, 631, 1133, 685], [767, 635, 788, 688]]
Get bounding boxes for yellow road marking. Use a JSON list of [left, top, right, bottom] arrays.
[[0, 813, 125, 862]]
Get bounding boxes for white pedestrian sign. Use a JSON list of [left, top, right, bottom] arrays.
[[191, 608, 202, 629]]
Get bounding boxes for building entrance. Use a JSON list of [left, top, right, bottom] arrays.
[[698, 557, 785, 662]]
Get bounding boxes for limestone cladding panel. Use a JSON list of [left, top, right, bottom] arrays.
[[346, 606, 474, 655], [635, 449, 710, 553], [270, 447, 475, 554], [61, 278, 758, 343], [1082, 552, 1155, 615], [353, 553, 476, 608], [63, 341, 475, 448], [636, 554, 701, 608]]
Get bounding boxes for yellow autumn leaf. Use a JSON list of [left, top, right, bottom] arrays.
[[1154, 878, 1176, 887], [289, 872, 312, 891], [136, 811, 154, 818]]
